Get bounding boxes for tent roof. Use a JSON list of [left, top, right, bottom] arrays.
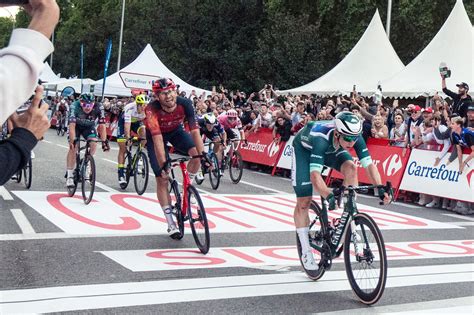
[[94, 44, 210, 97], [279, 10, 404, 96], [39, 62, 60, 82], [382, 0, 473, 98]]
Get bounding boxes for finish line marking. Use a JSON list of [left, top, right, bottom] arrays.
[[10, 209, 36, 234]]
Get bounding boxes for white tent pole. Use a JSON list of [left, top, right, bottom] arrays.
[[386, 0, 392, 38], [50, 31, 54, 68], [117, 0, 126, 71]]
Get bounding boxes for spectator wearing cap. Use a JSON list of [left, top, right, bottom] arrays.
[[442, 78, 471, 123], [466, 103, 474, 128], [421, 107, 434, 121], [405, 105, 423, 149]]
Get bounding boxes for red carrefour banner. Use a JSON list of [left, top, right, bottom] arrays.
[[239, 128, 284, 166], [328, 139, 409, 192]]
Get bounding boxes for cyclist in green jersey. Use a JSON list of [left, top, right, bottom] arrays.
[[291, 112, 391, 270]]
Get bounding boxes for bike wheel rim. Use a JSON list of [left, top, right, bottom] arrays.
[[187, 186, 209, 252], [134, 152, 149, 195], [82, 156, 96, 204]]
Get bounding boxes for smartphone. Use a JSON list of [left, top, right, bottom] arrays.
[[0, 0, 29, 4]]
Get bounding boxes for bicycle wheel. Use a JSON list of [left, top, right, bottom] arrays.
[[60, 123, 66, 137], [134, 151, 149, 195], [229, 151, 243, 183], [344, 212, 387, 305], [296, 200, 327, 281], [15, 169, 22, 183], [208, 153, 220, 190], [23, 157, 32, 189], [169, 179, 184, 239], [187, 185, 210, 254], [81, 155, 96, 205]]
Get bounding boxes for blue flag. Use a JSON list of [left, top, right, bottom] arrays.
[[80, 44, 84, 93], [101, 39, 113, 100]]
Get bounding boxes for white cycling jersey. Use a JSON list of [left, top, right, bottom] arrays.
[[123, 102, 146, 123]]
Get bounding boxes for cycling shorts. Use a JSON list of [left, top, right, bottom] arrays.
[[225, 129, 239, 140], [69, 125, 98, 142]]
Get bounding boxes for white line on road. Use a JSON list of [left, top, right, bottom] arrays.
[[0, 264, 472, 313], [391, 201, 422, 209], [42, 140, 52, 144], [10, 209, 36, 234], [450, 221, 474, 227], [102, 158, 118, 165], [56, 144, 69, 149], [95, 182, 119, 193], [250, 170, 291, 181], [443, 213, 474, 222], [0, 186, 13, 200], [238, 180, 287, 194], [319, 296, 474, 314], [0, 232, 159, 241]]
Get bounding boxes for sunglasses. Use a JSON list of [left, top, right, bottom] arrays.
[[228, 117, 236, 121], [81, 103, 94, 110], [342, 135, 358, 142]]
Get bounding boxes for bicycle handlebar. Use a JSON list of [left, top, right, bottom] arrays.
[[333, 182, 393, 205]]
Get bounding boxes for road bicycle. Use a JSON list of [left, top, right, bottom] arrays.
[[56, 113, 67, 136], [14, 155, 33, 189], [195, 139, 244, 188], [296, 182, 392, 305], [120, 137, 149, 195], [168, 155, 210, 254], [66, 139, 106, 205]]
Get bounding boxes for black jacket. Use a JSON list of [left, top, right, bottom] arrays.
[[0, 128, 37, 185], [443, 87, 472, 119]]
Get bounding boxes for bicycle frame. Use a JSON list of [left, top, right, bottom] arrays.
[[126, 137, 145, 172], [170, 160, 191, 217]]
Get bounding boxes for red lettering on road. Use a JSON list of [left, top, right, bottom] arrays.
[[358, 208, 427, 227], [205, 208, 254, 228], [260, 246, 299, 261], [146, 250, 225, 266], [225, 196, 294, 218], [385, 244, 421, 258], [47, 194, 141, 230], [408, 242, 474, 255], [222, 249, 264, 263]]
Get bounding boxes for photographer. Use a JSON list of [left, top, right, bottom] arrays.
[[0, 0, 59, 124]]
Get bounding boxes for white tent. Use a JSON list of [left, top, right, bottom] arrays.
[[382, 0, 473, 98], [39, 62, 61, 82], [279, 10, 404, 96], [93, 44, 210, 97], [43, 78, 96, 94]]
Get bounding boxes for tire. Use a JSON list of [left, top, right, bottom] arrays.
[[344, 213, 387, 305], [208, 153, 220, 190], [169, 179, 184, 239], [23, 157, 32, 189], [229, 151, 243, 184], [187, 185, 210, 254], [56, 122, 61, 135], [81, 155, 96, 205], [60, 124, 66, 137], [133, 151, 149, 195], [296, 200, 327, 281], [15, 169, 22, 183]]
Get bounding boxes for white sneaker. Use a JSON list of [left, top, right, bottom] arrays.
[[196, 172, 204, 182], [167, 226, 181, 239], [301, 251, 318, 271], [137, 160, 144, 175], [448, 201, 457, 211], [119, 176, 127, 185], [417, 194, 431, 206], [441, 199, 450, 209], [30, 151, 35, 159], [426, 197, 440, 208], [66, 177, 75, 188]]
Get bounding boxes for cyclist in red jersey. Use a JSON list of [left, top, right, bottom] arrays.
[[144, 78, 206, 239]]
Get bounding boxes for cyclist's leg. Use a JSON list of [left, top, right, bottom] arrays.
[[333, 150, 357, 187], [169, 127, 200, 181], [137, 123, 146, 147], [85, 127, 98, 155], [146, 131, 178, 234], [116, 117, 127, 182]]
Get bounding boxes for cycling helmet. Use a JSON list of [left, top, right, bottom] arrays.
[[203, 113, 217, 125], [227, 109, 238, 118], [135, 94, 149, 105], [334, 112, 362, 136], [80, 93, 94, 103], [152, 78, 176, 93]]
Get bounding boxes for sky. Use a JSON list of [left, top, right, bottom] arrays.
[[0, 6, 20, 18]]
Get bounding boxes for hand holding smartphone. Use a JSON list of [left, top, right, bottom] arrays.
[[0, 0, 29, 5]]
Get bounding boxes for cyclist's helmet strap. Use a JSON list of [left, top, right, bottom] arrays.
[[334, 112, 362, 136]]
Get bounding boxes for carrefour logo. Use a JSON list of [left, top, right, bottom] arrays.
[[267, 141, 280, 158], [382, 154, 402, 177], [407, 162, 461, 182]]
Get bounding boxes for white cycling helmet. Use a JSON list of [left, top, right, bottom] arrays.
[[334, 112, 362, 136], [203, 113, 216, 125]]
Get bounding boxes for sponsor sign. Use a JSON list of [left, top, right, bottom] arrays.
[[12, 192, 459, 235], [100, 240, 474, 271], [119, 71, 161, 90], [329, 142, 409, 189], [400, 148, 474, 202], [239, 128, 284, 166], [276, 136, 294, 170]]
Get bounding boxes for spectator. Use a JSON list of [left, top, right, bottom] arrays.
[[371, 114, 389, 139], [291, 101, 306, 126], [441, 78, 471, 123], [466, 103, 474, 128], [0, 0, 60, 124], [389, 113, 406, 147], [273, 116, 292, 143], [291, 113, 308, 134], [244, 110, 260, 134], [259, 104, 273, 128], [240, 103, 253, 126], [405, 105, 424, 148]]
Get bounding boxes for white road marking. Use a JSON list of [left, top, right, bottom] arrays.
[[450, 221, 474, 227], [250, 170, 291, 181], [95, 182, 119, 193], [102, 158, 118, 165], [42, 140, 52, 144], [238, 180, 288, 194], [10, 209, 36, 234], [56, 144, 69, 149], [0, 232, 160, 241], [391, 201, 422, 209], [319, 296, 474, 314], [0, 264, 471, 313], [0, 186, 13, 200], [443, 213, 474, 222]]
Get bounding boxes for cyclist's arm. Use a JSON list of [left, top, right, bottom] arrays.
[[182, 98, 203, 153], [309, 138, 332, 198], [68, 122, 76, 143], [191, 128, 205, 155], [354, 136, 383, 186], [151, 134, 167, 168], [97, 103, 107, 141], [124, 122, 131, 140]]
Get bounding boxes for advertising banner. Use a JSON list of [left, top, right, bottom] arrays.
[[239, 128, 283, 166], [276, 136, 294, 170], [400, 148, 474, 202], [119, 71, 161, 90]]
